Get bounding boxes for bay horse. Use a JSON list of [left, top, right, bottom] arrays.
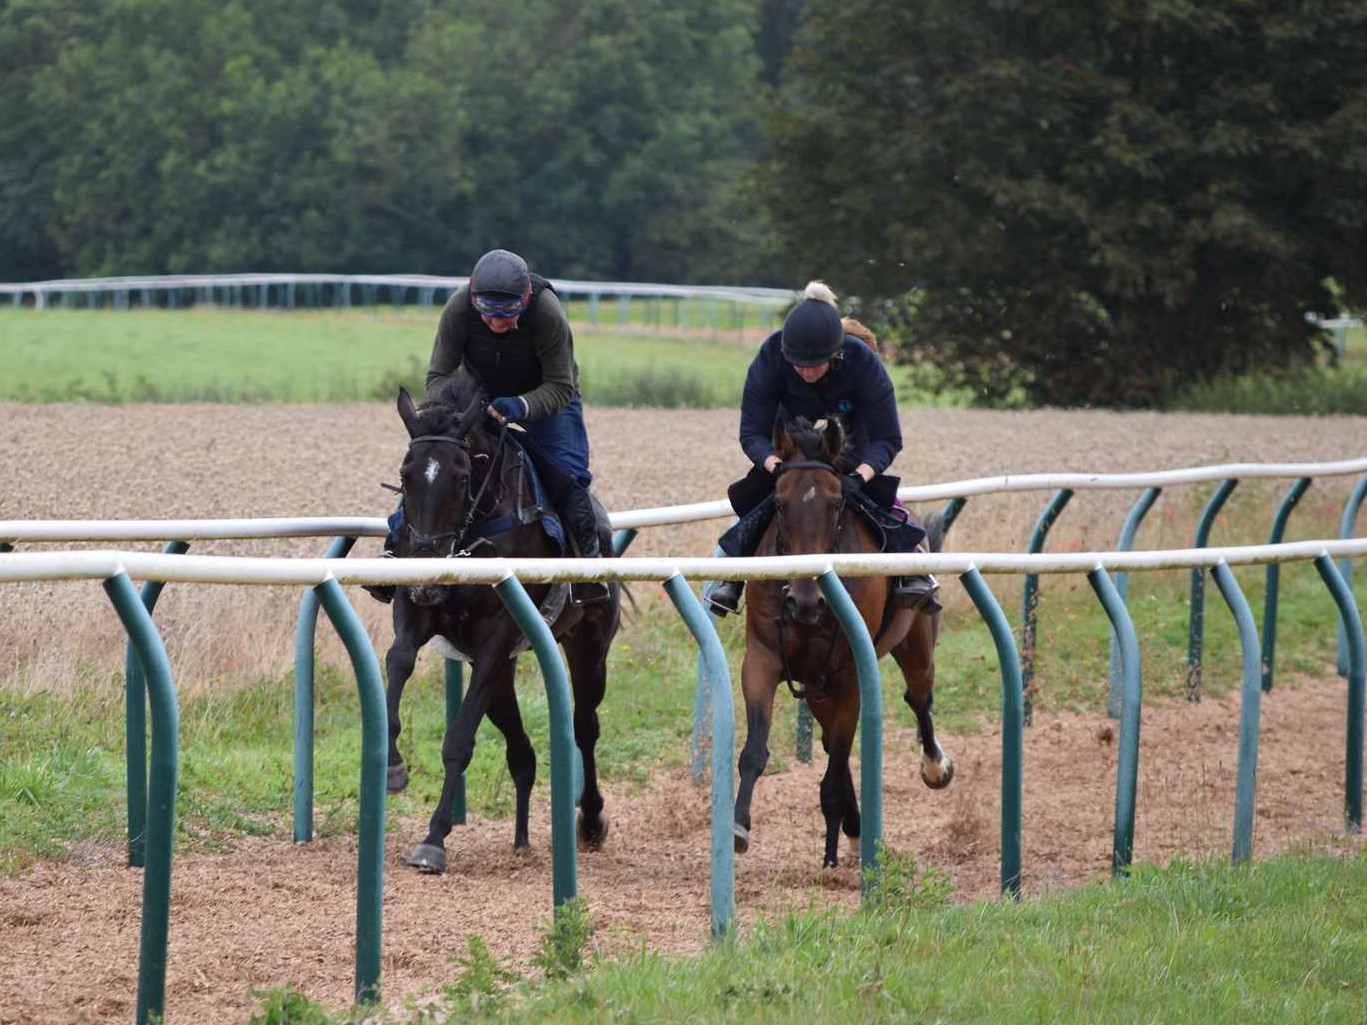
[[384, 370, 620, 873], [734, 416, 953, 868]]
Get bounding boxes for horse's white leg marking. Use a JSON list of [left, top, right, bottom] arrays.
[[921, 749, 953, 787], [425, 457, 440, 484]]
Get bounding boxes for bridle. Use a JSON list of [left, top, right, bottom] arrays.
[[402, 423, 511, 558]]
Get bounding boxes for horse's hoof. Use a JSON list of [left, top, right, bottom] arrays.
[[405, 843, 446, 874], [577, 811, 609, 850], [733, 823, 750, 854], [387, 763, 410, 793], [921, 754, 955, 790]]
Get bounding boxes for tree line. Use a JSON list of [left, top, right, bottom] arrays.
[[3, 0, 1364, 408]]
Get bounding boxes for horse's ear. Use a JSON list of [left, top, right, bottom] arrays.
[[821, 417, 844, 461], [452, 393, 484, 440], [397, 387, 422, 437], [772, 417, 792, 456]]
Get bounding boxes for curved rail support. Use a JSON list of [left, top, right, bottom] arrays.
[[691, 545, 729, 783], [1188, 479, 1240, 701], [1210, 561, 1262, 865], [1337, 473, 1367, 676], [960, 568, 1024, 898], [1261, 478, 1311, 692], [1021, 488, 1073, 725], [1314, 554, 1365, 832], [938, 496, 969, 535], [293, 534, 357, 842], [313, 578, 387, 1005], [124, 539, 189, 867], [103, 571, 179, 1025], [1106, 488, 1161, 717], [1089, 567, 1142, 877], [611, 528, 638, 556], [493, 576, 578, 909], [816, 569, 883, 898], [663, 573, 736, 938]]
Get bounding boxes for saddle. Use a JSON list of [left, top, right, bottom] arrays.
[[462, 429, 568, 554], [720, 470, 925, 557]]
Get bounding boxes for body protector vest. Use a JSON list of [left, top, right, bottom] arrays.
[[461, 273, 559, 398]]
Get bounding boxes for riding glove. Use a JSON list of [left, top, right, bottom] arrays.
[[840, 472, 866, 497], [489, 396, 529, 423]]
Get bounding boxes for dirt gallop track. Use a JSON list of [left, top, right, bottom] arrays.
[[2, 402, 1366, 1024]]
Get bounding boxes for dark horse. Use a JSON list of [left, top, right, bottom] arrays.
[[384, 370, 620, 873], [734, 416, 953, 868]]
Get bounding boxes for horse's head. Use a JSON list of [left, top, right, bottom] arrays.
[[770, 416, 849, 625], [394, 382, 487, 605]]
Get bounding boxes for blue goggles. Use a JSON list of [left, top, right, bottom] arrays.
[[471, 292, 528, 319]]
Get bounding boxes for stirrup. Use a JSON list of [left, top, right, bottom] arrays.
[[362, 584, 395, 604], [362, 550, 397, 604], [704, 580, 744, 617], [893, 574, 941, 613], [570, 580, 611, 605]]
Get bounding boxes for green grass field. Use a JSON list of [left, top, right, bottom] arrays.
[[248, 851, 1367, 1023], [0, 306, 953, 408]]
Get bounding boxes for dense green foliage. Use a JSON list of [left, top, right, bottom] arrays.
[[5, 1, 1367, 411], [0, 0, 779, 284], [764, 0, 1367, 408]]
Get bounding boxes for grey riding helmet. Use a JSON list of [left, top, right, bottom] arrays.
[[469, 249, 532, 318], [780, 298, 844, 366]]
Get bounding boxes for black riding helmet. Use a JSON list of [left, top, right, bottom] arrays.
[[780, 298, 844, 366], [469, 249, 532, 318]]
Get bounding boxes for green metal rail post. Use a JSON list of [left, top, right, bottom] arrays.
[[314, 578, 388, 1005], [1106, 488, 1161, 717], [1187, 479, 1239, 702], [494, 576, 578, 908], [1261, 478, 1311, 692], [1021, 489, 1073, 724], [1210, 562, 1262, 865], [816, 570, 884, 898], [104, 572, 179, 1025], [293, 535, 357, 842], [1337, 474, 1367, 676], [1314, 554, 1365, 832], [1089, 567, 1142, 876], [124, 539, 189, 867], [960, 568, 1024, 898], [663, 573, 735, 938]]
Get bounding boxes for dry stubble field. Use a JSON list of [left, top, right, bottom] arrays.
[[2, 401, 1366, 1023]]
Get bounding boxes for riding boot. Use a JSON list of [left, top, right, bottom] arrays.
[[362, 508, 403, 604], [892, 573, 942, 613], [703, 496, 776, 617], [560, 485, 611, 605]]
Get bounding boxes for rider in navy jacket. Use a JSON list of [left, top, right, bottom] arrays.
[[705, 282, 939, 617], [739, 329, 902, 479]]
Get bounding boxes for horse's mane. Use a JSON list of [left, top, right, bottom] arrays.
[[779, 416, 848, 464], [414, 367, 487, 435]]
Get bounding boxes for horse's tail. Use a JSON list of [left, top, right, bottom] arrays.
[[922, 511, 947, 554]]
